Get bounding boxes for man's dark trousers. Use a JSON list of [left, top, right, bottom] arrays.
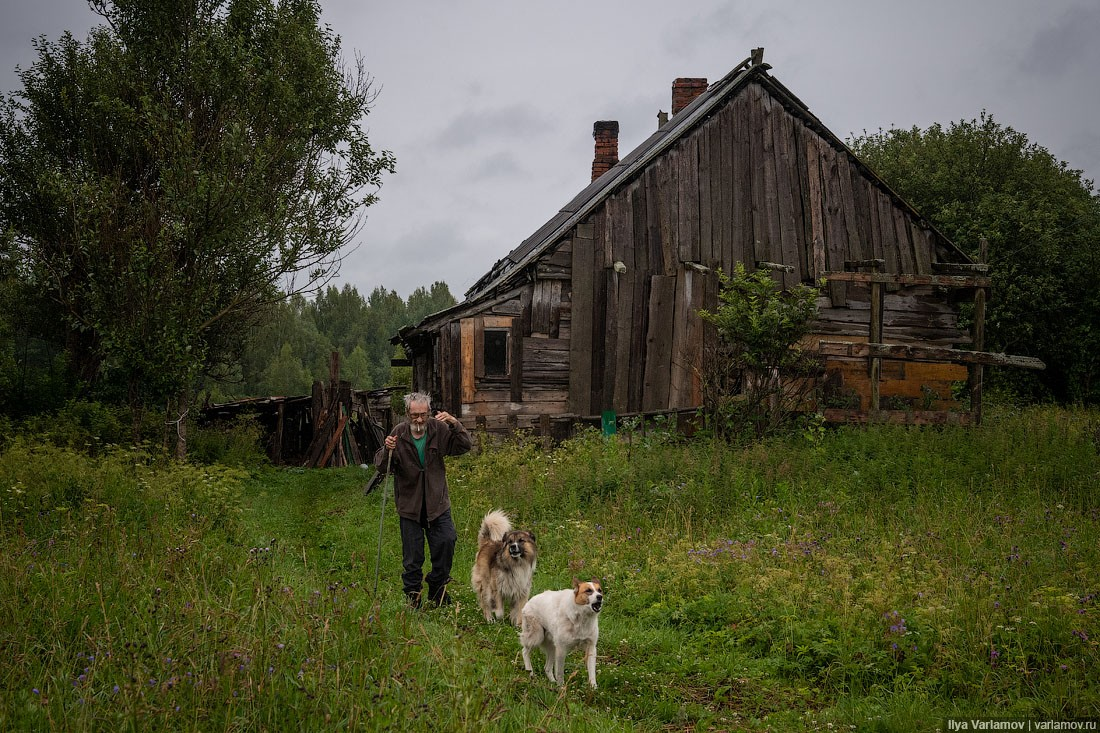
[[398, 509, 456, 604]]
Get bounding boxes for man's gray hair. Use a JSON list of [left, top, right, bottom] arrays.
[[403, 392, 432, 412]]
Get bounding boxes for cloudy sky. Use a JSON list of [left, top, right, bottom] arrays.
[[3, 0, 1098, 301]]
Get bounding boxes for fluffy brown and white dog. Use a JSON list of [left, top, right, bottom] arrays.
[[519, 578, 604, 688], [470, 509, 537, 625]]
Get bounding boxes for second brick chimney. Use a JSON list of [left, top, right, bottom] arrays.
[[672, 78, 708, 115], [591, 120, 619, 182]]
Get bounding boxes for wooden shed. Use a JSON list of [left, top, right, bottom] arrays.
[[200, 354, 399, 466], [393, 49, 1039, 438]]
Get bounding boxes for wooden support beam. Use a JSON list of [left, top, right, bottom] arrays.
[[845, 258, 885, 271], [274, 402, 284, 464], [931, 262, 990, 275], [970, 237, 989, 425], [755, 261, 794, 272], [823, 271, 991, 288], [868, 260, 883, 411], [817, 341, 1045, 369], [318, 413, 349, 468]]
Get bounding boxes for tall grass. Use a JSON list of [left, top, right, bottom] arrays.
[[0, 405, 1096, 731]]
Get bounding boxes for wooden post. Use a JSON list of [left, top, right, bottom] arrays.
[[274, 402, 285, 464], [969, 237, 989, 424], [540, 413, 551, 450], [868, 260, 883, 413]]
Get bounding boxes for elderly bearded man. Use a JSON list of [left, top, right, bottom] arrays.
[[375, 392, 472, 607]]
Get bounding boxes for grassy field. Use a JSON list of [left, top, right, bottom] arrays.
[[0, 405, 1097, 731]]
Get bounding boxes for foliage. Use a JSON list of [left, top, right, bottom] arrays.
[[1, 405, 1097, 731], [7, 399, 158, 454], [698, 264, 821, 440], [700, 264, 820, 372], [0, 0, 396, 423], [210, 281, 454, 401], [0, 238, 83, 416], [849, 112, 1100, 404], [187, 414, 270, 468]]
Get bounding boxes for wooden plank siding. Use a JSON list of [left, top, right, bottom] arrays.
[[590, 208, 610, 412], [699, 117, 715, 267], [630, 180, 651, 413], [568, 223, 595, 415], [642, 275, 676, 411], [772, 97, 803, 287], [612, 186, 637, 411]]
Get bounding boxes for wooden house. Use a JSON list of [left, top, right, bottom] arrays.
[[393, 49, 1038, 438]]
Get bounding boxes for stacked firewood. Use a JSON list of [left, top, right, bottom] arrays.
[[301, 352, 391, 468]]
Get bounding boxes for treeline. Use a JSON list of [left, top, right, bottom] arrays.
[[225, 282, 456, 402], [0, 281, 456, 417]]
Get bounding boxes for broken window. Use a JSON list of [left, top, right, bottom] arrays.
[[484, 329, 509, 377]]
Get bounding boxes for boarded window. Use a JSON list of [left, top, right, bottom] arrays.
[[484, 329, 509, 376]]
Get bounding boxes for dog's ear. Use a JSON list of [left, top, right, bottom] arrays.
[[529, 531, 536, 543], [571, 577, 580, 589]]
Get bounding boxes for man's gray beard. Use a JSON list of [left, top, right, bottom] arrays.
[[410, 423, 426, 437]]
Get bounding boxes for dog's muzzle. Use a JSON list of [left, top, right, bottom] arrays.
[[591, 595, 603, 613], [508, 543, 523, 559]]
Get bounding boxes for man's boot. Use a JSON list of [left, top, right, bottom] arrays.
[[427, 578, 452, 607]]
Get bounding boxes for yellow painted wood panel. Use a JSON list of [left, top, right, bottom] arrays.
[[461, 318, 475, 404]]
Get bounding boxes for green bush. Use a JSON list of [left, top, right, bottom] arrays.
[[188, 414, 270, 468]]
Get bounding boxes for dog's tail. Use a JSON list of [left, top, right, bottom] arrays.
[[478, 509, 512, 544]]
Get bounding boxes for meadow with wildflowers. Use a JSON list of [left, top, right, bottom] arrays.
[[0, 404, 1097, 731]]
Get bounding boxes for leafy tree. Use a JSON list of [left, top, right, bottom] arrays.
[[224, 294, 327, 397], [698, 264, 820, 439], [0, 232, 74, 415], [256, 342, 314, 397], [362, 286, 410, 388], [849, 112, 1100, 404], [342, 344, 373, 390], [406, 281, 457, 325], [312, 284, 369, 356], [0, 0, 395, 439]]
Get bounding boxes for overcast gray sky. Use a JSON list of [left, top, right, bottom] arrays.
[[3, 0, 1098, 300]]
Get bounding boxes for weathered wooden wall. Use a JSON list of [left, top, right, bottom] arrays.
[[564, 81, 965, 418]]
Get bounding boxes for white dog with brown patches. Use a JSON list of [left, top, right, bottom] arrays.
[[519, 578, 603, 688]]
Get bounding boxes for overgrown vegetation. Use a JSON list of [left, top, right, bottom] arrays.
[[698, 263, 821, 441], [849, 112, 1100, 405], [2, 405, 1096, 731]]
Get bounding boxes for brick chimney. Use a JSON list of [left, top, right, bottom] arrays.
[[672, 78, 708, 115], [591, 120, 619, 182]]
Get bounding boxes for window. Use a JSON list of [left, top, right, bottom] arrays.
[[484, 329, 509, 377]]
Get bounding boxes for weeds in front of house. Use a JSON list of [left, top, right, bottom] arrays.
[[0, 404, 1097, 731]]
